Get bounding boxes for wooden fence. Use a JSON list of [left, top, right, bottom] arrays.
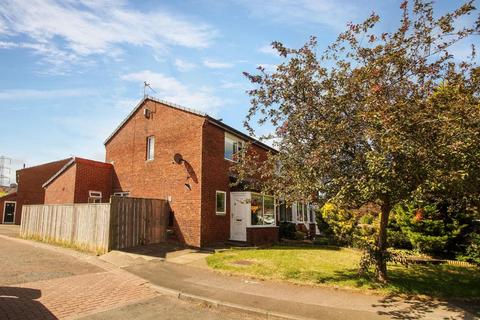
[[108, 197, 169, 250], [20, 197, 169, 254]]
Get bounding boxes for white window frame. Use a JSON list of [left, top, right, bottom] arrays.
[[216, 191, 227, 215], [113, 192, 130, 197], [295, 202, 304, 222], [224, 133, 244, 162], [249, 193, 276, 227], [2, 201, 16, 224], [88, 191, 102, 203], [277, 199, 294, 223], [146, 136, 155, 161]]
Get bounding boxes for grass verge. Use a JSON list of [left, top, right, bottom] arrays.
[[206, 245, 480, 299]]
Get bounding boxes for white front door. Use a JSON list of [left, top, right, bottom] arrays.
[[230, 193, 248, 241]]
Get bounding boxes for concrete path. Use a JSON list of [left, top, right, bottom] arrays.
[[124, 258, 479, 320], [100, 247, 210, 268]]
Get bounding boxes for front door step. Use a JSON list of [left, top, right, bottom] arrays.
[[225, 240, 251, 247]]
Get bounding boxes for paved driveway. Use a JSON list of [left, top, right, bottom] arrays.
[[0, 226, 157, 319], [0, 234, 101, 285], [0, 226, 264, 320]]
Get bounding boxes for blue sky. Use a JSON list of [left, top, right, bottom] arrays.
[[0, 0, 477, 183]]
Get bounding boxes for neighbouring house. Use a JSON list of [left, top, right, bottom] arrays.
[[104, 96, 317, 247], [0, 158, 70, 224], [0, 192, 17, 224], [0, 184, 17, 196], [43, 157, 113, 204]]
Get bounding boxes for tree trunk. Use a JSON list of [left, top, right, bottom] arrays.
[[376, 201, 391, 283]]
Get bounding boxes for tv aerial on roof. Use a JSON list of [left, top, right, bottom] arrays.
[[143, 81, 157, 97]]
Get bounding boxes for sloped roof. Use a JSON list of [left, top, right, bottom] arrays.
[[104, 96, 277, 152], [0, 191, 17, 201], [42, 157, 112, 188]]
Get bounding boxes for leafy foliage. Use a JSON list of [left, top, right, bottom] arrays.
[[319, 203, 356, 245], [395, 202, 468, 256], [457, 232, 480, 265], [235, 0, 480, 281]]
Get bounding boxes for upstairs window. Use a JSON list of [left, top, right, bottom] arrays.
[[224, 133, 244, 162], [146, 136, 155, 160]]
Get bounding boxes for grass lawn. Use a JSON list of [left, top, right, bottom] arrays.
[[206, 245, 480, 299]]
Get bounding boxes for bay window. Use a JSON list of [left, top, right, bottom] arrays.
[[277, 200, 293, 222], [250, 193, 276, 226]]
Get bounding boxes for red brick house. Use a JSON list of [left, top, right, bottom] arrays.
[[43, 157, 113, 204], [104, 96, 317, 247], [0, 192, 17, 224], [0, 158, 70, 224], [2, 96, 317, 247], [0, 157, 113, 225]]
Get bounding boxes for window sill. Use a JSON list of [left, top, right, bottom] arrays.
[[216, 212, 226, 216], [224, 158, 238, 163]]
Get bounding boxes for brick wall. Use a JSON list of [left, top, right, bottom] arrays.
[[246, 227, 279, 246], [44, 159, 113, 204], [15, 159, 71, 224], [44, 164, 76, 204], [105, 100, 205, 247], [200, 123, 231, 246], [74, 160, 112, 203], [200, 121, 272, 246]]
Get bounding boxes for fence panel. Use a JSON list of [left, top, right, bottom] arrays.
[[20, 197, 168, 253], [108, 197, 169, 250], [20, 203, 111, 253]]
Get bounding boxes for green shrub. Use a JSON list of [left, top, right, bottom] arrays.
[[457, 232, 480, 265], [387, 230, 412, 249], [313, 237, 329, 245], [295, 231, 306, 240], [394, 202, 466, 256], [320, 203, 356, 246], [279, 222, 297, 240]]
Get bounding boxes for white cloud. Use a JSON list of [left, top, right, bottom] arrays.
[[203, 59, 234, 69], [0, 88, 93, 100], [220, 81, 245, 90], [258, 44, 278, 56], [174, 58, 196, 72], [115, 98, 140, 110], [0, 0, 217, 67], [237, 0, 358, 31], [121, 70, 222, 114]]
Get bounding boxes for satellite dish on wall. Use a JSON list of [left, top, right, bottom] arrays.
[[173, 153, 184, 164]]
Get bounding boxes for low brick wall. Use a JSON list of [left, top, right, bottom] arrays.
[[246, 227, 279, 246]]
